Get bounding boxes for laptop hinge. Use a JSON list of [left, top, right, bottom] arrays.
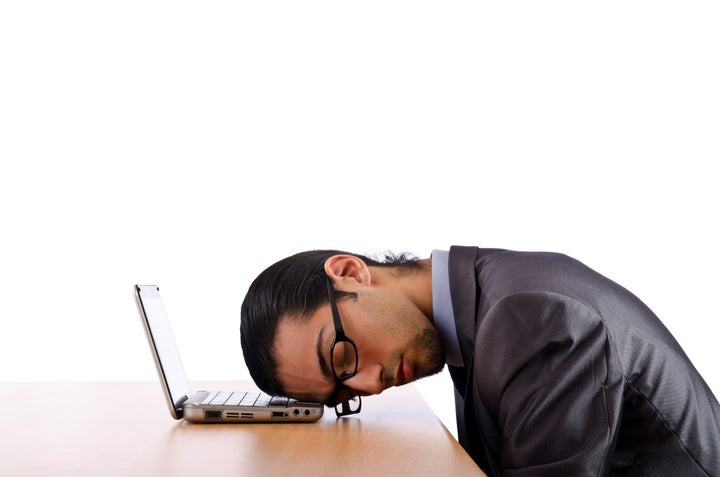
[[175, 395, 188, 417]]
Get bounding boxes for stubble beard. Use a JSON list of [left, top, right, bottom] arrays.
[[411, 327, 446, 381]]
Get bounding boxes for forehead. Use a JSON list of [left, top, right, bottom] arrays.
[[273, 308, 336, 402]]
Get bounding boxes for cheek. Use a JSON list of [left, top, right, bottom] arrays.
[[346, 293, 426, 359], [362, 309, 423, 347], [352, 321, 401, 360]]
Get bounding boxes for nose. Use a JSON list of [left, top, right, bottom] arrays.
[[342, 363, 385, 396]]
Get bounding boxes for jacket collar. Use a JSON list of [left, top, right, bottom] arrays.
[[448, 245, 480, 370]]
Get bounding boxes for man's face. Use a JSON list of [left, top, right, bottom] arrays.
[[273, 284, 445, 405]]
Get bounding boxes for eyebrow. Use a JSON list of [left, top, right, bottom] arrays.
[[316, 326, 333, 379]]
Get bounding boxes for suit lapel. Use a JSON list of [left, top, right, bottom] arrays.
[[448, 245, 480, 370]]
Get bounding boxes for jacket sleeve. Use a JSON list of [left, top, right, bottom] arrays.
[[472, 291, 623, 476]]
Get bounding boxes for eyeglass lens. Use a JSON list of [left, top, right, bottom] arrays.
[[332, 340, 358, 380]]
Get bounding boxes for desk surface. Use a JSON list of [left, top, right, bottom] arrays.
[[0, 381, 485, 477]]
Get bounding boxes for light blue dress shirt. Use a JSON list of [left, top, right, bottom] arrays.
[[431, 249, 464, 367]]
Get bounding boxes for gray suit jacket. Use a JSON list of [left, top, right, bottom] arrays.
[[447, 246, 720, 476]]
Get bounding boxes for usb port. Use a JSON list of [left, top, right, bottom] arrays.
[[272, 411, 287, 418], [205, 410, 222, 420]]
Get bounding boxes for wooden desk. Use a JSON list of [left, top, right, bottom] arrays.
[[0, 381, 485, 476]]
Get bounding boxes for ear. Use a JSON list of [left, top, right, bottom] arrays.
[[324, 255, 371, 287]]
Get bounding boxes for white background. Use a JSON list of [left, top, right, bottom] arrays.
[[1, 1, 718, 437]]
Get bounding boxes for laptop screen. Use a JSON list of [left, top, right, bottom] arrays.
[[135, 285, 191, 411]]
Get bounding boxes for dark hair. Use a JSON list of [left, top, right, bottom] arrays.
[[240, 249, 421, 397]]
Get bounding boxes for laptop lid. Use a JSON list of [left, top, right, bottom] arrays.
[[134, 284, 190, 419]]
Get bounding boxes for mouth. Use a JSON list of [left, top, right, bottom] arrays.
[[396, 356, 413, 386]]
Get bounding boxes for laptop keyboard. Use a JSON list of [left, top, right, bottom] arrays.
[[200, 391, 290, 407]]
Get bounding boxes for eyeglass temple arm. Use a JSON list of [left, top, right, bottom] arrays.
[[326, 277, 347, 339]]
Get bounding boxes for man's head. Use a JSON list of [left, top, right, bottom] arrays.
[[240, 250, 445, 406]]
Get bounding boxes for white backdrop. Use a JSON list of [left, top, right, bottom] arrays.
[[1, 1, 718, 437]]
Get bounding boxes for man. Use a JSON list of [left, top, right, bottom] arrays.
[[240, 246, 720, 476]]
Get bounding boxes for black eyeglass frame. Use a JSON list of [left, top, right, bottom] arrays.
[[325, 276, 362, 417]]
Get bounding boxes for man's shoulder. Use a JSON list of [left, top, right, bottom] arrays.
[[448, 246, 578, 267], [448, 247, 590, 288]]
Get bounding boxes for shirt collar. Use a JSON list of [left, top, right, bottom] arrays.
[[431, 249, 464, 367]]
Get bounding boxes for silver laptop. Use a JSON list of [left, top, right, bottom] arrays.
[[134, 284, 324, 423]]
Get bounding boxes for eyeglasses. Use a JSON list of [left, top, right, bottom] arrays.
[[326, 277, 362, 417]]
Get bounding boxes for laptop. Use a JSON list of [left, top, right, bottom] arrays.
[[134, 284, 324, 423]]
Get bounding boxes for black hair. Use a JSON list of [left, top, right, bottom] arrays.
[[239, 249, 421, 397]]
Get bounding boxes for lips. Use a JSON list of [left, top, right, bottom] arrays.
[[396, 356, 413, 386]]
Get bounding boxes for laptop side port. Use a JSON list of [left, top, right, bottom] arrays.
[[204, 410, 222, 420], [272, 411, 288, 418]]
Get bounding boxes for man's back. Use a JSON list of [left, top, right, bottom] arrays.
[[448, 247, 720, 475]]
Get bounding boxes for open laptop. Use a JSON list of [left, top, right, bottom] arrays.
[[134, 284, 324, 423]]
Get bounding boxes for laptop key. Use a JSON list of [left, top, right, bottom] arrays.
[[270, 396, 289, 407], [240, 392, 259, 406], [225, 392, 245, 406], [200, 391, 219, 405], [210, 391, 232, 405], [254, 394, 272, 407]]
